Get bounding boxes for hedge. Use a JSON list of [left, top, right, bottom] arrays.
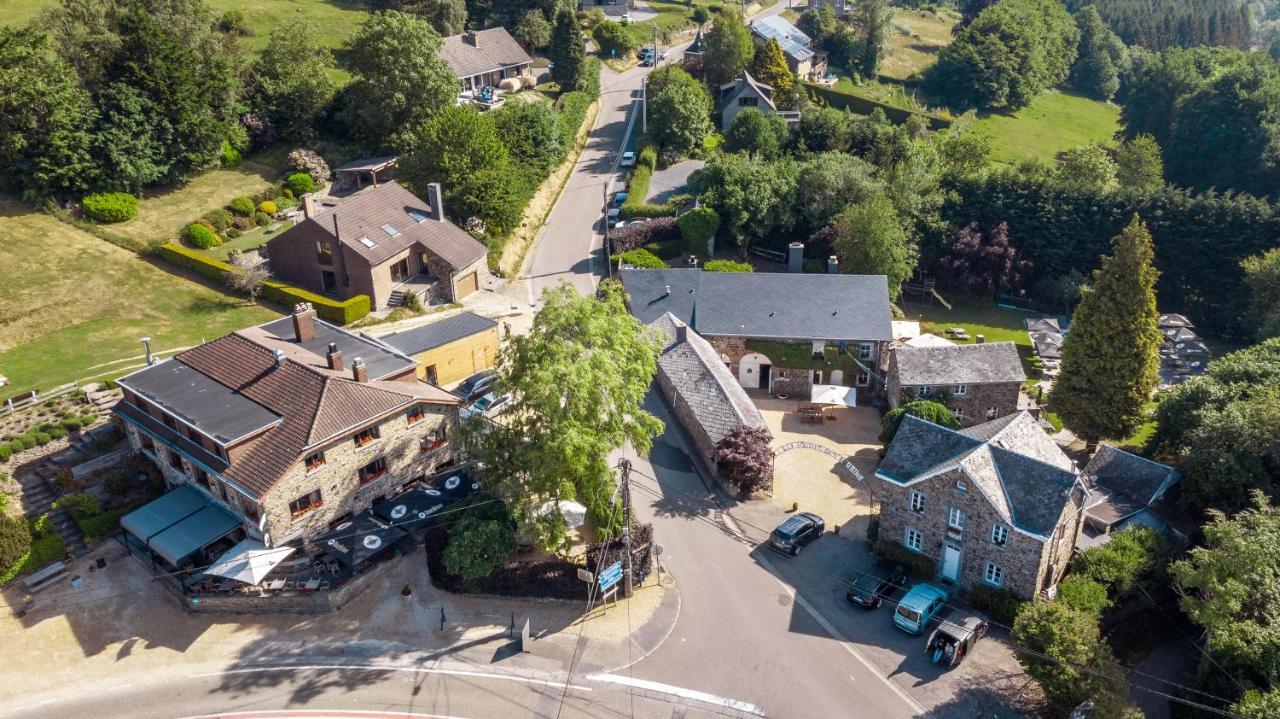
[[624, 164, 653, 208], [965, 584, 1025, 625], [556, 91, 593, 147], [804, 83, 951, 130], [159, 243, 372, 324], [0, 531, 65, 587], [616, 247, 667, 268], [609, 216, 679, 254], [677, 206, 720, 256], [703, 259, 752, 272], [82, 192, 139, 223], [873, 540, 937, 580]]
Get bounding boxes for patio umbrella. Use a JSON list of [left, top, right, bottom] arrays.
[[538, 500, 588, 528], [204, 539, 296, 585], [430, 470, 481, 500], [371, 486, 449, 531], [810, 384, 858, 408], [316, 512, 407, 568]]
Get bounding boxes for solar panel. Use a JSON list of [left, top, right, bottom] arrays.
[[359, 236, 377, 248]]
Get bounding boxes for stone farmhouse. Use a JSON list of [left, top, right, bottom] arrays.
[[874, 412, 1086, 600], [1078, 445, 1182, 548], [113, 304, 460, 571], [886, 341, 1026, 426], [266, 181, 487, 311]]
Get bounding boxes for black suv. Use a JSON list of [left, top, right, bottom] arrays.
[[455, 371, 497, 402], [768, 512, 825, 556], [846, 561, 908, 609]]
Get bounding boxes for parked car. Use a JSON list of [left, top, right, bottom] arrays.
[[607, 207, 622, 227], [460, 392, 512, 420], [926, 612, 989, 669], [846, 561, 908, 609], [620, 151, 636, 167], [612, 191, 628, 206], [768, 512, 824, 556], [893, 583, 949, 635], [455, 371, 497, 402]]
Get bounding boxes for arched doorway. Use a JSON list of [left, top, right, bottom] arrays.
[[738, 352, 771, 389], [829, 369, 844, 385]]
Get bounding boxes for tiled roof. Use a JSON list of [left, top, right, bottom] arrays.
[[1083, 445, 1180, 507], [376, 312, 498, 356], [440, 27, 532, 80], [892, 342, 1026, 386]]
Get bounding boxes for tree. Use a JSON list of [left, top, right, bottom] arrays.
[[692, 153, 799, 244], [647, 65, 701, 100], [443, 516, 516, 580], [1057, 576, 1112, 617], [713, 425, 774, 496], [650, 83, 713, 156], [0, 27, 97, 200], [227, 252, 269, 304], [405, 0, 467, 36], [592, 20, 635, 59], [461, 282, 662, 551], [794, 152, 884, 235], [793, 106, 850, 154], [549, 10, 586, 92], [342, 11, 456, 150], [249, 19, 335, 144], [1071, 524, 1168, 597], [1012, 601, 1130, 717], [1114, 134, 1164, 191], [1055, 144, 1119, 192], [677, 206, 720, 256], [492, 100, 564, 176], [1243, 249, 1280, 341], [514, 9, 552, 50], [1050, 215, 1162, 444], [879, 400, 959, 444], [1180, 388, 1280, 516], [0, 512, 32, 578], [937, 131, 991, 177], [702, 9, 755, 88], [935, 221, 1032, 296], [1070, 6, 1127, 101], [830, 195, 915, 300], [750, 38, 796, 109], [723, 108, 790, 160], [849, 0, 893, 79], [1237, 689, 1280, 719]]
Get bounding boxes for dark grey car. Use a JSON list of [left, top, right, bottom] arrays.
[[768, 512, 825, 556]]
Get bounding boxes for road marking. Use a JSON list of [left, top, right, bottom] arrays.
[[586, 673, 765, 717], [189, 664, 593, 692], [754, 553, 931, 717], [177, 711, 471, 719]]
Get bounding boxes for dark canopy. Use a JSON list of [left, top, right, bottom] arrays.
[[316, 512, 407, 567]]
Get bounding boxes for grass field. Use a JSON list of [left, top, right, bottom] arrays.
[[0, 200, 279, 396], [882, 8, 957, 81], [968, 91, 1122, 166], [115, 158, 278, 244]]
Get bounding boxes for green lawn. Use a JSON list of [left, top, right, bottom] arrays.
[[0, 200, 279, 396], [968, 91, 1122, 166], [113, 158, 278, 244], [901, 297, 1043, 378], [200, 224, 278, 261], [881, 8, 958, 81]]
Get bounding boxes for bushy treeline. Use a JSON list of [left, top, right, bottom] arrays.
[[1066, 0, 1251, 50]]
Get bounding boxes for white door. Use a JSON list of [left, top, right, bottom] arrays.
[[829, 369, 844, 385], [941, 545, 961, 582], [737, 353, 769, 389]]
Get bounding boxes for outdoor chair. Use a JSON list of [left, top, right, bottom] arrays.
[[319, 581, 331, 591]]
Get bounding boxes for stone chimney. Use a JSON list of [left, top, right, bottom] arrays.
[[351, 357, 368, 383], [675, 320, 688, 344], [326, 342, 344, 372], [788, 242, 804, 273], [291, 302, 316, 343], [828, 256, 839, 274], [426, 183, 445, 222], [302, 194, 316, 219], [464, 30, 479, 47]]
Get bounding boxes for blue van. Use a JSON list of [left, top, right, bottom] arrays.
[[893, 582, 949, 635]]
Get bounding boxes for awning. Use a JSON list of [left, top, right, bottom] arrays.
[[371, 486, 449, 531], [317, 512, 407, 567], [811, 384, 858, 408], [121, 484, 207, 540], [147, 503, 241, 566], [205, 539, 297, 584]]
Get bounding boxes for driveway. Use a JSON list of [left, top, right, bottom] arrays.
[[644, 159, 705, 204]]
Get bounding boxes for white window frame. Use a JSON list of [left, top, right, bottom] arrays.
[[910, 491, 925, 513], [905, 528, 923, 551], [955, 480, 967, 492], [856, 371, 870, 386], [953, 385, 967, 396], [984, 562, 1003, 587], [948, 507, 965, 530], [859, 343, 873, 360], [986, 406, 999, 419], [953, 406, 965, 419], [991, 524, 1009, 545], [919, 386, 932, 398]]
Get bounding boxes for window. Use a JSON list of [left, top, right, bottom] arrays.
[[194, 468, 210, 488], [168, 449, 183, 470], [859, 343, 872, 360], [739, 96, 758, 107], [856, 372, 870, 386], [381, 223, 400, 237], [986, 407, 999, 419], [304, 451, 326, 473], [953, 407, 966, 420], [991, 524, 1009, 545], [407, 404, 427, 424], [353, 426, 381, 448], [955, 480, 967, 492], [949, 507, 965, 530], [910, 491, 925, 513], [905, 528, 923, 551], [984, 562, 1003, 587], [289, 489, 323, 517], [316, 241, 333, 265], [953, 385, 967, 396], [139, 434, 155, 452], [408, 209, 429, 223], [422, 424, 448, 452], [358, 236, 377, 249], [242, 501, 260, 524], [358, 457, 388, 484], [918, 386, 932, 398]]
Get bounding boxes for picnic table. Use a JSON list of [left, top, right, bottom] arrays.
[[797, 405, 825, 424], [945, 327, 970, 340]]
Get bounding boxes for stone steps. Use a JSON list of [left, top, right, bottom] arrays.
[[48, 506, 89, 557]]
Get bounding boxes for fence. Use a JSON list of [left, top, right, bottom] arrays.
[[2, 383, 78, 415]]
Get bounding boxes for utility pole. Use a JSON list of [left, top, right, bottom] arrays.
[[619, 458, 634, 598], [642, 23, 657, 135]]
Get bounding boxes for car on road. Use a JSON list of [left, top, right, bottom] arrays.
[[460, 392, 511, 420], [926, 611, 989, 669], [620, 12, 631, 23], [768, 512, 824, 556], [893, 582, 950, 635], [620, 151, 636, 167], [455, 371, 497, 402], [846, 561, 908, 609]]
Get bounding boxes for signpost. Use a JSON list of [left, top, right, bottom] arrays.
[[577, 567, 594, 584], [598, 561, 624, 592], [520, 618, 531, 653]]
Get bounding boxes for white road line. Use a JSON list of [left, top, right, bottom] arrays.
[[177, 711, 471, 719], [586, 673, 766, 717], [188, 664, 593, 692], [754, 553, 931, 717]]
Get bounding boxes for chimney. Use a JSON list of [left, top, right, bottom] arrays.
[[676, 320, 688, 344], [788, 242, 804, 273], [302, 194, 316, 219], [291, 302, 316, 343], [141, 337, 154, 366], [828, 256, 839, 274], [273, 348, 286, 368], [426, 183, 445, 222], [664, 285, 671, 296], [351, 357, 368, 383], [465, 30, 478, 47], [326, 342, 344, 372]]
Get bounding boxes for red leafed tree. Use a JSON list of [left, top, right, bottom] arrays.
[[936, 221, 1033, 295], [713, 425, 774, 495]]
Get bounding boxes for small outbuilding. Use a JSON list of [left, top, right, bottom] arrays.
[[373, 312, 499, 387]]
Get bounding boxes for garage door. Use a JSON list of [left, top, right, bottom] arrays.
[[455, 272, 478, 298]]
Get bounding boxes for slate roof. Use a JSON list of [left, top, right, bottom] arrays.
[[891, 341, 1026, 386], [650, 313, 768, 448], [751, 16, 815, 63], [440, 27, 532, 81], [244, 316, 416, 381], [620, 268, 893, 341], [279, 181, 486, 271], [718, 71, 777, 112], [1083, 445, 1180, 507], [877, 412, 1079, 538], [376, 312, 498, 356]]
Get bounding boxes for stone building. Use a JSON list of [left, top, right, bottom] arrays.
[[114, 304, 460, 567], [620, 264, 894, 406], [873, 412, 1086, 600], [886, 341, 1025, 426], [749, 15, 827, 81]]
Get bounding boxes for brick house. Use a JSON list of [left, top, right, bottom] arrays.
[[873, 412, 1086, 600], [886, 341, 1026, 426], [265, 181, 487, 310], [620, 267, 894, 406], [114, 304, 461, 567]]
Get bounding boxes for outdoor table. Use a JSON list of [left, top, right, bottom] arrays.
[[265, 579, 285, 591], [303, 578, 321, 591]]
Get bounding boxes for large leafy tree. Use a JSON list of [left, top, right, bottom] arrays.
[[692, 153, 799, 245], [0, 27, 97, 200], [723, 108, 790, 160], [702, 9, 755, 88], [793, 106, 850, 154], [341, 11, 456, 150], [830, 195, 915, 300], [713, 426, 774, 496], [592, 20, 635, 59], [248, 18, 335, 144], [549, 10, 586, 93], [1114, 133, 1164, 191], [794, 152, 884, 235], [1180, 388, 1280, 516], [934, 221, 1032, 296], [849, 0, 893, 79], [1011, 601, 1132, 717], [92, 83, 167, 191], [1070, 6, 1127, 101], [1054, 144, 1119, 192], [402, 0, 467, 36], [750, 38, 796, 109], [514, 9, 552, 50], [1243, 249, 1280, 341], [650, 83, 713, 156], [1050, 215, 1163, 444], [492, 100, 564, 176], [462, 282, 663, 551], [879, 400, 958, 444], [647, 65, 702, 99]]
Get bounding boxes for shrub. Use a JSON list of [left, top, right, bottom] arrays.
[[692, 5, 709, 23], [225, 227, 243, 239], [185, 223, 220, 249], [60, 417, 82, 432], [0, 514, 33, 579], [56, 492, 99, 519], [276, 195, 298, 210], [1058, 576, 1111, 617], [105, 470, 130, 496], [1071, 525, 1169, 597], [281, 188, 294, 199], [873, 540, 937, 579], [638, 145, 658, 171], [254, 211, 273, 227], [967, 584, 1026, 625], [229, 197, 255, 216], [616, 247, 666, 268], [677, 206, 720, 255], [203, 209, 233, 232], [232, 216, 254, 231], [219, 139, 241, 167], [609, 216, 679, 254], [285, 172, 315, 196], [0, 445, 10, 462], [443, 517, 517, 581], [31, 432, 51, 446], [81, 192, 139, 223], [880, 400, 960, 444], [257, 200, 278, 215], [703, 259, 752, 272], [47, 426, 67, 440], [713, 425, 774, 495]]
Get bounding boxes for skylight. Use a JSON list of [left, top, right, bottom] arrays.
[[408, 209, 428, 223], [358, 236, 377, 249], [381, 223, 400, 237]]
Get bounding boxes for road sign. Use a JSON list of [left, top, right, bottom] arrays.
[[598, 561, 623, 591], [577, 568, 594, 584]]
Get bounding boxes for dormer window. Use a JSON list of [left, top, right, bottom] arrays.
[[408, 209, 429, 223]]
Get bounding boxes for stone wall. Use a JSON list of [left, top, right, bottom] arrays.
[[891, 380, 1021, 428], [178, 549, 400, 614]]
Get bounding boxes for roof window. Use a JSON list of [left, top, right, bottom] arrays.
[[358, 236, 377, 249], [408, 209, 429, 223], [381, 223, 400, 237]]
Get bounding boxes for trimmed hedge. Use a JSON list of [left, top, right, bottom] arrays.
[[873, 540, 937, 580], [556, 92, 593, 147], [703, 259, 752, 272], [609, 216, 679, 254], [677, 206, 720, 256], [616, 247, 667, 268], [804, 83, 951, 130], [965, 584, 1026, 625], [159, 243, 371, 324], [82, 192, 139, 223], [286, 172, 314, 195], [185, 223, 220, 249]]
